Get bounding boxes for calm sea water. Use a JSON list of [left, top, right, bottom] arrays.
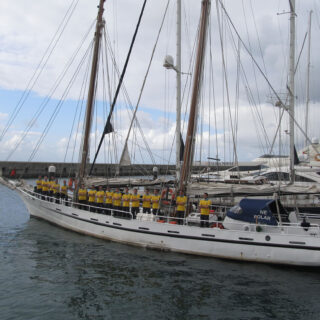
[[1, 183, 320, 320]]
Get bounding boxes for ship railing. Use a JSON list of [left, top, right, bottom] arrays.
[[24, 188, 135, 219], [22, 188, 320, 232]]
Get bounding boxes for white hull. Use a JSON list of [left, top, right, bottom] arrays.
[[18, 188, 320, 266]]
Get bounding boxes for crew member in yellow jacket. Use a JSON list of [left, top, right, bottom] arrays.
[[48, 178, 55, 202], [130, 188, 140, 219], [42, 176, 49, 200], [122, 187, 131, 218], [60, 180, 68, 206], [95, 185, 105, 213], [88, 186, 97, 212], [105, 186, 113, 215], [112, 188, 122, 217], [53, 179, 60, 204], [142, 189, 152, 214], [35, 176, 43, 196], [151, 189, 161, 216], [78, 184, 88, 210], [199, 192, 211, 227], [176, 190, 187, 225]]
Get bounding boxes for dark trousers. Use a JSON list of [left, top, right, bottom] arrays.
[[143, 207, 151, 214], [61, 194, 69, 206], [105, 203, 112, 215], [131, 207, 139, 219], [113, 206, 121, 217], [55, 193, 60, 204], [176, 210, 185, 225], [79, 200, 87, 210], [89, 201, 95, 212], [123, 206, 130, 218], [48, 191, 54, 202], [152, 208, 160, 216], [95, 203, 104, 213], [42, 191, 48, 201], [200, 214, 209, 228]]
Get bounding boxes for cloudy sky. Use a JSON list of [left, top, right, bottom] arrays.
[[0, 0, 320, 166]]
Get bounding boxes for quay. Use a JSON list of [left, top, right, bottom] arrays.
[[0, 161, 236, 179]]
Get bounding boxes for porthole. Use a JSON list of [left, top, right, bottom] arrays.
[[265, 235, 271, 241]]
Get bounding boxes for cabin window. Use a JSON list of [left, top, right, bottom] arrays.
[[294, 175, 315, 183], [263, 172, 290, 181]]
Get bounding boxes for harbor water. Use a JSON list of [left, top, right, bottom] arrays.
[[1, 183, 320, 320]]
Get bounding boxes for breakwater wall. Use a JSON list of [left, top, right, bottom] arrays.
[[0, 161, 234, 179]]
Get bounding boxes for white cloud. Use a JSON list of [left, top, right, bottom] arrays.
[[0, 0, 320, 164]]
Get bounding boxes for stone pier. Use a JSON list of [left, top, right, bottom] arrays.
[[0, 161, 232, 179]]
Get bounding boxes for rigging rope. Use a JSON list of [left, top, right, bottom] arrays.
[[6, 21, 95, 161], [90, 0, 148, 174], [0, 0, 80, 143], [28, 42, 94, 162]]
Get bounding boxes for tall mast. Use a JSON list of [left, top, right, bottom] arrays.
[[288, 0, 295, 183], [176, 0, 182, 180], [305, 10, 312, 148], [78, 0, 105, 185], [179, 0, 210, 192]]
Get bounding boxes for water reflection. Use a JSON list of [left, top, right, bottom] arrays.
[[1, 184, 320, 319]]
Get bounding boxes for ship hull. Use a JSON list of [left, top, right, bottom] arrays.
[[19, 188, 320, 266]]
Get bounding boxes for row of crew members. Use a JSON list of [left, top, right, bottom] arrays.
[[35, 176, 68, 203], [35, 177, 209, 226], [77, 186, 166, 218]]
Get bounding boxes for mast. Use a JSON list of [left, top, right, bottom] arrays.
[[176, 0, 182, 180], [288, 0, 295, 183], [305, 10, 312, 148], [78, 0, 105, 185], [179, 0, 211, 192]]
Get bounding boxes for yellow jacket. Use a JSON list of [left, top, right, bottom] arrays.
[[176, 196, 187, 211], [78, 188, 87, 201], [199, 199, 211, 215]]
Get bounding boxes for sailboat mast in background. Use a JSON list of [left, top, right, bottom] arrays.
[[288, 0, 296, 184], [175, 0, 182, 180], [305, 10, 312, 148]]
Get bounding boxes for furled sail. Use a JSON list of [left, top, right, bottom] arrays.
[[119, 143, 131, 166]]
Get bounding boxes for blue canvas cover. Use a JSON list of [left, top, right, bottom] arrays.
[[226, 199, 278, 225]]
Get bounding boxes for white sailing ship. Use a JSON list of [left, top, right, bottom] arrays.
[[3, 0, 320, 267]]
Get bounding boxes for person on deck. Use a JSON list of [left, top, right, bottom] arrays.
[[53, 179, 60, 204], [60, 180, 68, 206], [151, 189, 161, 216], [176, 190, 187, 225], [130, 188, 140, 219], [112, 188, 122, 217], [142, 189, 152, 214], [35, 176, 43, 196], [42, 176, 49, 200], [105, 186, 113, 215], [88, 186, 97, 212], [95, 186, 105, 213], [122, 187, 131, 218], [48, 177, 55, 202], [78, 184, 88, 210], [199, 192, 211, 228]]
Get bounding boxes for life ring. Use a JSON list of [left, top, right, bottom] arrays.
[[161, 189, 166, 199], [210, 222, 224, 229], [314, 154, 320, 161]]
